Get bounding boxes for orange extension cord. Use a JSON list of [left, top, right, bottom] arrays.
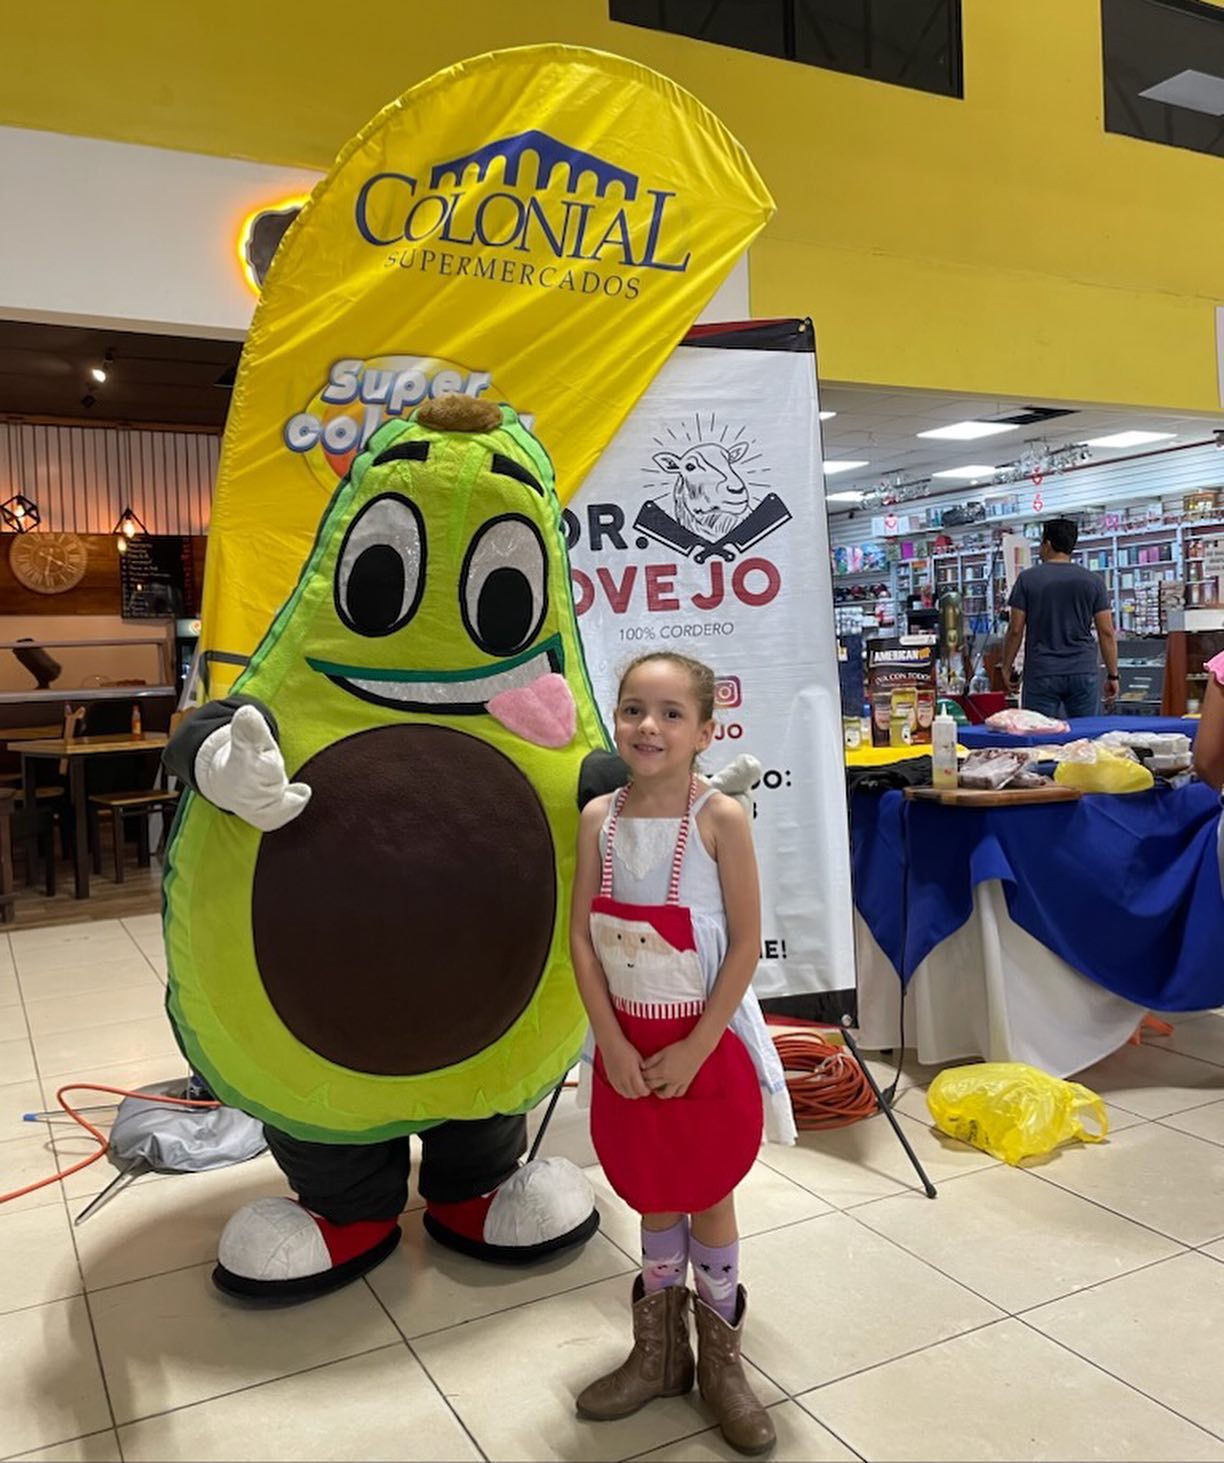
[[0, 1083, 220, 1206], [768, 1019, 880, 1129], [3, 1027, 880, 1206]]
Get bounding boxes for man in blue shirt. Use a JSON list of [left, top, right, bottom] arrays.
[[1000, 518, 1119, 718]]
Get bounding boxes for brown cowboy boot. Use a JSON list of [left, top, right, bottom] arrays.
[[576, 1278, 694, 1420], [693, 1286, 776, 1456]]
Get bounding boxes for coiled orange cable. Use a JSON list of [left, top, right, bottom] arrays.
[[769, 1025, 880, 1130]]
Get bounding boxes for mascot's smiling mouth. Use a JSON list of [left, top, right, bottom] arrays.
[[305, 636, 576, 749]]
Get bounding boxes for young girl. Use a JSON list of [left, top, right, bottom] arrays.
[[571, 652, 794, 1457]]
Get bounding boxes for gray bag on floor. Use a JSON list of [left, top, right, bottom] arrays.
[[108, 1078, 266, 1175], [75, 1077, 266, 1224]]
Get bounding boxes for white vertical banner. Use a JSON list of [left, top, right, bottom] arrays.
[[567, 321, 855, 1004]]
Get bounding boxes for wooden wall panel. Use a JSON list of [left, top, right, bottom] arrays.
[[0, 534, 208, 616], [0, 535, 123, 615]]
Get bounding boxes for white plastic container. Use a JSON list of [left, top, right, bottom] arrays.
[[932, 705, 958, 790]]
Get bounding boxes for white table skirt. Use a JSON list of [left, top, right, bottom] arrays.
[[854, 879, 1149, 1079]]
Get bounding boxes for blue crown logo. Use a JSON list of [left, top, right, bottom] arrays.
[[429, 131, 639, 200]]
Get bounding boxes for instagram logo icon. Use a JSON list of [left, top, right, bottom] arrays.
[[714, 675, 742, 710]]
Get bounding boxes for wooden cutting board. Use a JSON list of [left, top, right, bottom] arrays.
[[906, 785, 1081, 807]]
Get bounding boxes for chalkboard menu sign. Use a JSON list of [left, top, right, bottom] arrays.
[[120, 535, 198, 620]]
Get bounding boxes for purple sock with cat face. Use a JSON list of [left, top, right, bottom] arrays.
[[641, 1218, 689, 1292], [691, 1237, 739, 1322]]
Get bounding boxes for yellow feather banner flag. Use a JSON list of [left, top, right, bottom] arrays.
[[201, 44, 773, 695]]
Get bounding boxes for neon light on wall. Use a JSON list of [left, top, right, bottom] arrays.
[[236, 197, 309, 295]]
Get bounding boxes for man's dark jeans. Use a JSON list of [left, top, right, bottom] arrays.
[[1022, 672, 1100, 720]]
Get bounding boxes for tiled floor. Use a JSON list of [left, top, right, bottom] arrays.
[[2, 920, 1224, 1460]]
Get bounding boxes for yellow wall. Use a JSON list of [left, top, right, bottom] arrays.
[[5, 0, 1224, 412]]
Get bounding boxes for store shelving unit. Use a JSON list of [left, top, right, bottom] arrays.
[[890, 548, 1008, 635], [833, 500, 1224, 658], [831, 565, 894, 637]]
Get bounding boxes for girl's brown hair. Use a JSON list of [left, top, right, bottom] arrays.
[[617, 652, 716, 722]]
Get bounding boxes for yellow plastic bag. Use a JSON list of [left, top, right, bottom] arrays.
[[926, 1062, 1108, 1165], [1054, 745, 1154, 794]]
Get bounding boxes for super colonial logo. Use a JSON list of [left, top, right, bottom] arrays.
[[354, 130, 691, 298]]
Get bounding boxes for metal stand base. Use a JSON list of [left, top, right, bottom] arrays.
[[842, 1019, 938, 1199]]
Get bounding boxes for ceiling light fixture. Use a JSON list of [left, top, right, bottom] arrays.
[[826, 490, 864, 504], [818, 410, 837, 421], [89, 348, 114, 386], [917, 421, 1021, 442], [1083, 430, 1175, 449], [823, 460, 869, 475], [930, 464, 999, 480], [1, 494, 41, 533], [112, 506, 146, 552], [993, 440, 1092, 484]]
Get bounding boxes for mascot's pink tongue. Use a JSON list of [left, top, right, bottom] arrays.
[[488, 672, 576, 749]]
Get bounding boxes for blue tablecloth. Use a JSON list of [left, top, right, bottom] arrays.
[[852, 782, 1224, 1010], [957, 716, 1198, 750]]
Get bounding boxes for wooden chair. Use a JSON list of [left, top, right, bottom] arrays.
[[10, 708, 81, 894], [88, 709, 188, 883]]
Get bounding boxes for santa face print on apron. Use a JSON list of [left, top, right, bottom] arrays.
[[589, 777, 763, 1215]]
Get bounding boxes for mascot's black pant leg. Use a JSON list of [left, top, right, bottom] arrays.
[[263, 1128, 412, 1224], [262, 1113, 525, 1222], [418, 1112, 526, 1203]]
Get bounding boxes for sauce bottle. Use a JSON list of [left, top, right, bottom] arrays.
[[932, 703, 958, 790]]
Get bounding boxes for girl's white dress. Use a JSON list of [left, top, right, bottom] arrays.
[[578, 789, 797, 1146]]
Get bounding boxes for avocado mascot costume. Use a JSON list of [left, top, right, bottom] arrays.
[[163, 393, 629, 1301]]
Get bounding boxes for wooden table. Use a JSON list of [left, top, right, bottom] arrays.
[[8, 734, 169, 899]]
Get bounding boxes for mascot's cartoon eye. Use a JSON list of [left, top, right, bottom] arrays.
[[460, 514, 548, 657], [335, 494, 426, 637]]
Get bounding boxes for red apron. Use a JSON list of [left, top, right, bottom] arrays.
[[589, 778, 762, 1214]]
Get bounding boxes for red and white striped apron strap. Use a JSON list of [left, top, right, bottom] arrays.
[[665, 776, 698, 907], [599, 783, 633, 898]]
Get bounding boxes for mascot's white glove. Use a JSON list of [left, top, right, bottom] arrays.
[[194, 704, 312, 832], [706, 753, 763, 818]]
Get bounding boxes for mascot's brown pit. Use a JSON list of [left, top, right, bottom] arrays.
[[252, 724, 555, 1074]]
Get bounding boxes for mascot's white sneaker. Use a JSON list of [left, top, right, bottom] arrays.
[[213, 1197, 401, 1302], [423, 1157, 599, 1263]]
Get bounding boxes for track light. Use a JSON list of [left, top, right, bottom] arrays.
[[90, 348, 114, 386]]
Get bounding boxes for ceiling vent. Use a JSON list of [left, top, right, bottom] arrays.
[[989, 406, 1078, 426]]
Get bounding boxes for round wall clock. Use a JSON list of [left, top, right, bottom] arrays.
[[9, 533, 89, 595]]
